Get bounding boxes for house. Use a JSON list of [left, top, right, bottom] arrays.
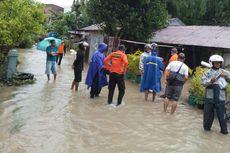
[[44, 4, 64, 25], [152, 26, 230, 68], [69, 24, 105, 62], [70, 24, 121, 62]]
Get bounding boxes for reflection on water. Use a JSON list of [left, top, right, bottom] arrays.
[[0, 47, 230, 153]]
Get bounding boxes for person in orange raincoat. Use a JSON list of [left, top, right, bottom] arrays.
[[104, 45, 128, 106]]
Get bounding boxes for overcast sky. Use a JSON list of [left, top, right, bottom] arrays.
[[35, 0, 74, 11]]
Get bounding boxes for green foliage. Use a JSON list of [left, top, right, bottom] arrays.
[[49, 12, 76, 37], [127, 50, 143, 75], [0, 0, 47, 49], [86, 0, 168, 41], [72, 0, 93, 29], [50, 0, 93, 38], [189, 67, 207, 105], [225, 68, 230, 101], [167, 0, 230, 25], [190, 67, 230, 104], [188, 67, 193, 76], [0, 53, 7, 65]]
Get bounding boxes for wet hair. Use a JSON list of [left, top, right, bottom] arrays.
[[171, 47, 178, 53], [50, 39, 55, 44], [118, 45, 126, 51], [79, 43, 85, 51], [178, 53, 185, 60]]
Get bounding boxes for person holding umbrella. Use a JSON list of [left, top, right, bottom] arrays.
[[45, 39, 58, 81]]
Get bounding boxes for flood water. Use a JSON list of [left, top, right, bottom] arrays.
[[0, 47, 230, 153]]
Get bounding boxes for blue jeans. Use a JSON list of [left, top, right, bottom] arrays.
[[45, 61, 57, 74]]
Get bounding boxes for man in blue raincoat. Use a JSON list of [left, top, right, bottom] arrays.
[[140, 50, 164, 102], [85, 42, 108, 98]]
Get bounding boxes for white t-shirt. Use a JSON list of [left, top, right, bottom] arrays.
[[139, 52, 151, 71], [166, 61, 189, 76]]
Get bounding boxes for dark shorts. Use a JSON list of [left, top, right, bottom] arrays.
[[74, 69, 82, 82], [165, 85, 183, 101]]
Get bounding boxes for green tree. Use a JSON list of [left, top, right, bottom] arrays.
[[73, 0, 93, 29], [86, 0, 168, 41], [49, 0, 93, 38], [167, 0, 230, 25], [49, 12, 77, 37], [0, 0, 47, 49]]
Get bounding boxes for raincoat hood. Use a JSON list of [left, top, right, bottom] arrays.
[[85, 42, 108, 89], [151, 51, 157, 56], [98, 43, 107, 53]]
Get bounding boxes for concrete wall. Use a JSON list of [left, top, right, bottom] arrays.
[[87, 34, 104, 63], [223, 49, 230, 67]]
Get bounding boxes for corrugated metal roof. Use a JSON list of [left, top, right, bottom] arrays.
[[168, 18, 185, 26], [79, 24, 102, 31], [68, 31, 85, 35], [45, 4, 64, 10], [152, 26, 230, 49]]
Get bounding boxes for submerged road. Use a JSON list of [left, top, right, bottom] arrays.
[[0, 47, 229, 153]]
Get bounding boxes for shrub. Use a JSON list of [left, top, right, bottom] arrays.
[[127, 50, 142, 75], [189, 67, 207, 105], [190, 67, 230, 105]]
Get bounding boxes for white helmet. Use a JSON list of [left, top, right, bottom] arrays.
[[144, 44, 152, 49], [151, 43, 158, 48], [209, 55, 224, 67]]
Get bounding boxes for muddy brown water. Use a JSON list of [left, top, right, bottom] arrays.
[[0, 47, 230, 153]]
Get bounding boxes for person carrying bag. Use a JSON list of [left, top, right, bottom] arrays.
[[163, 53, 189, 114], [166, 63, 184, 86]]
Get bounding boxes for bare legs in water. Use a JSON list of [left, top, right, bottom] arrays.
[[163, 98, 177, 114], [71, 80, 79, 91], [144, 90, 156, 102]]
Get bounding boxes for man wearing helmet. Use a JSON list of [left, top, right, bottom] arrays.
[[151, 43, 158, 54], [140, 47, 164, 102], [139, 44, 152, 75], [202, 55, 230, 134]]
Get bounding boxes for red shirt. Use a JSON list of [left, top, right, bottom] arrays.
[[104, 50, 128, 74]]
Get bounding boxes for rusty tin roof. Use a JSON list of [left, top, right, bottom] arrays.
[[152, 26, 230, 49]]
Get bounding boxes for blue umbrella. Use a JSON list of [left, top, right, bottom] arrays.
[[36, 37, 62, 51]]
